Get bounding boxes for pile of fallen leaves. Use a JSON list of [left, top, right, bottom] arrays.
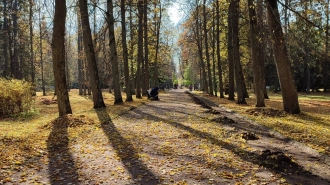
[[42, 114, 95, 129], [246, 108, 287, 117]]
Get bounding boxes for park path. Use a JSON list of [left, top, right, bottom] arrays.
[[4, 89, 330, 185]]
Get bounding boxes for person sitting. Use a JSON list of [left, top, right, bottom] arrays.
[[147, 86, 159, 100]]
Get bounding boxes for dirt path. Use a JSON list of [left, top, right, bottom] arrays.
[[3, 89, 330, 185]]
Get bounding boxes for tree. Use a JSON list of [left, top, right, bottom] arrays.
[[203, 0, 213, 95], [79, 0, 106, 108], [106, 0, 123, 104], [121, 0, 133, 101], [248, 0, 265, 107], [232, 0, 246, 104], [227, 0, 235, 101], [52, 0, 72, 116], [136, 0, 143, 98], [216, 0, 224, 98], [266, 0, 300, 114], [143, 0, 149, 95]]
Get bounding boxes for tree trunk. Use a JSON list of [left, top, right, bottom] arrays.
[[136, 0, 143, 98], [195, 0, 208, 93], [266, 0, 300, 114], [77, 4, 83, 95], [12, 0, 19, 78], [79, 0, 106, 108], [227, 0, 235, 101], [143, 0, 149, 95], [39, 11, 46, 96], [52, 0, 72, 116], [107, 0, 123, 104], [153, 0, 162, 87], [203, 0, 213, 95], [29, 0, 35, 89], [212, 4, 217, 97], [324, 0, 329, 92], [216, 0, 224, 98], [2, 0, 9, 77], [129, 4, 136, 95], [248, 0, 265, 107], [232, 0, 246, 104], [121, 0, 133, 101]]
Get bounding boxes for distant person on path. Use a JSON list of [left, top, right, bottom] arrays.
[[147, 86, 159, 100]]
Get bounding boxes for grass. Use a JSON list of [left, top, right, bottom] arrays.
[[194, 91, 330, 155]]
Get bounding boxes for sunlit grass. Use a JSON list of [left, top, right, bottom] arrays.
[[195, 91, 330, 155]]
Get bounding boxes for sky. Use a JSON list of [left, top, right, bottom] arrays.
[[168, 2, 183, 25]]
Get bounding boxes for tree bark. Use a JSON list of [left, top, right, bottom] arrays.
[[266, 0, 300, 114], [212, 4, 217, 97], [129, 4, 136, 95], [52, 0, 72, 116], [107, 0, 123, 104], [136, 0, 143, 98], [79, 0, 106, 108], [227, 1, 235, 100], [153, 0, 162, 87], [2, 0, 9, 77], [203, 0, 213, 95], [143, 0, 149, 95], [232, 0, 246, 104], [29, 0, 35, 88], [77, 3, 83, 95], [12, 0, 19, 78], [195, 0, 208, 93], [121, 0, 133, 102], [248, 0, 265, 107], [324, 0, 329, 92], [216, 0, 224, 98]]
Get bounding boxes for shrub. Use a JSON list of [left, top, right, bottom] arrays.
[[0, 78, 35, 117]]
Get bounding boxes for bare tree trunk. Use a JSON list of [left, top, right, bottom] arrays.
[[106, 0, 123, 104], [143, 0, 149, 95], [2, 0, 9, 77], [227, 1, 235, 100], [77, 4, 83, 95], [195, 0, 208, 93], [29, 0, 35, 88], [324, 0, 329, 92], [129, 4, 136, 95], [153, 0, 162, 87], [203, 0, 213, 95], [136, 0, 143, 98], [79, 0, 106, 108], [39, 11, 46, 96], [212, 3, 217, 97], [216, 0, 224, 98], [248, 0, 265, 107], [52, 0, 72, 116], [266, 0, 300, 114], [12, 0, 19, 78], [121, 0, 133, 101], [232, 0, 246, 104]]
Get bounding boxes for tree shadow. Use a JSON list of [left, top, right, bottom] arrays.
[[96, 108, 159, 185], [132, 109, 329, 185], [47, 118, 80, 185]]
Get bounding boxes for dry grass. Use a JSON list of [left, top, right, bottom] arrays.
[[194, 91, 330, 155]]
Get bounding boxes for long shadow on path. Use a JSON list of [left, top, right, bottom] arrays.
[[96, 108, 159, 185], [132, 108, 329, 185], [47, 117, 80, 185]]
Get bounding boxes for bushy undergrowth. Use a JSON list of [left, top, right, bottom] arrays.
[[0, 78, 35, 117]]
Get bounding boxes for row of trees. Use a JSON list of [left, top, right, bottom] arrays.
[[0, 0, 176, 116], [178, 0, 330, 114]]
